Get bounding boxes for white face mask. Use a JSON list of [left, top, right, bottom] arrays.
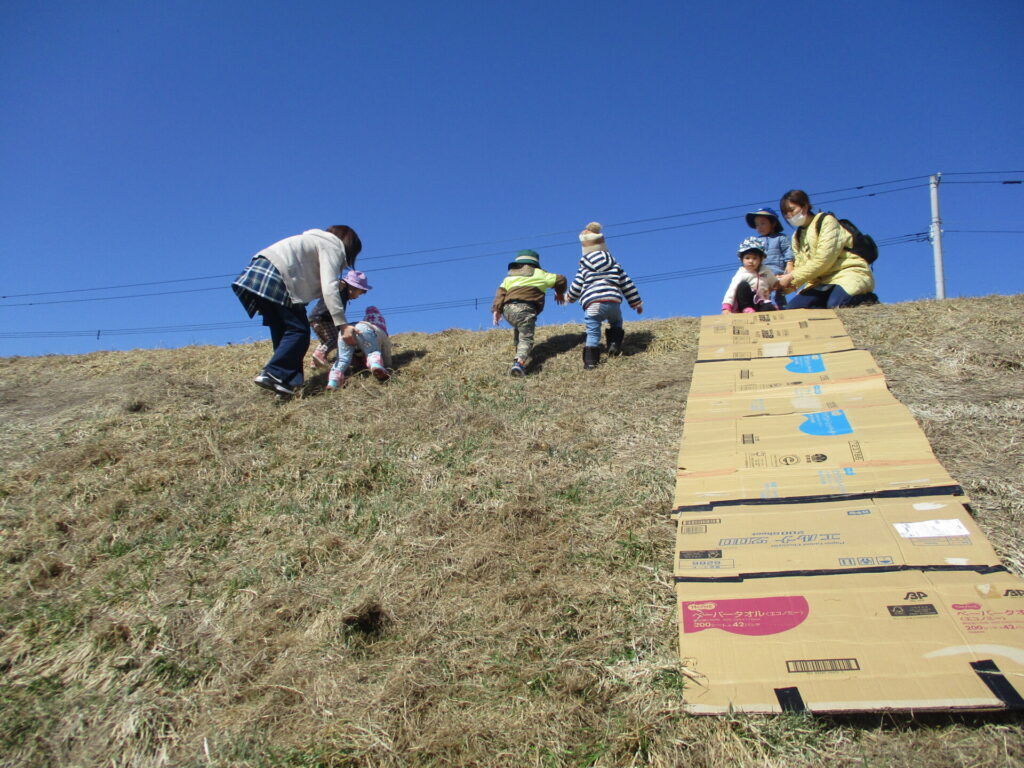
[[786, 211, 809, 228]]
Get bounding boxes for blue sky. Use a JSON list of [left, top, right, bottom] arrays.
[[1, 1, 1021, 357]]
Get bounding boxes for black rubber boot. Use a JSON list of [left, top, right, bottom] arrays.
[[605, 326, 625, 356], [583, 346, 600, 370]]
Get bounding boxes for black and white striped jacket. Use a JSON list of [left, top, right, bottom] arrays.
[[565, 250, 641, 310]]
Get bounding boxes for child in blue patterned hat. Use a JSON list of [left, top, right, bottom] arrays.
[[744, 207, 793, 308]]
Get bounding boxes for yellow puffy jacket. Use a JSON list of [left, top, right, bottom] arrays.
[[789, 212, 874, 296]]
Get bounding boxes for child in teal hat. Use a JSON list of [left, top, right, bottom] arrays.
[[490, 250, 566, 376]]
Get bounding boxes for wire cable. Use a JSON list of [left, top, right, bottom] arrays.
[[0, 240, 927, 341], [1, 176, 934, 299]]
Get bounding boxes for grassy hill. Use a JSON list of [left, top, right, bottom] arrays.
[[1, 296, 1022, 768]]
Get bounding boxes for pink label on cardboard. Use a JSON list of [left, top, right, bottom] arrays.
[[952, 603, 981, 610], [682, 596, 809, 636]]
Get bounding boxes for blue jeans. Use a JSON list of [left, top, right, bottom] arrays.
[[256, 296, 310, 388], [584, 301, 623, 346], [785, 285, 855, 310], [332, 322, 381, 374]]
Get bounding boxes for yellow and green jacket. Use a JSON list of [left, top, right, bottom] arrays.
[[789, 212, 874, 296], [491, 266, 567, 314]]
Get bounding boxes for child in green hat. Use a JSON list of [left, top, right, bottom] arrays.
[[491, 250, 566, 376]]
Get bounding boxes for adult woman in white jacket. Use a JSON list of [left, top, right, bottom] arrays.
[[232, 225, 364, 397]]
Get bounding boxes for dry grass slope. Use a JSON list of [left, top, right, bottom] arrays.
[[1, 295, 1022, 768]]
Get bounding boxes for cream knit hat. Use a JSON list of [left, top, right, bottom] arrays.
[[579, 222, 606, 253]]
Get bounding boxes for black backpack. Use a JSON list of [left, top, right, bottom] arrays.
[[797, 212, 878, 264]]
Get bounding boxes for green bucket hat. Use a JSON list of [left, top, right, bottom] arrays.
[[512, 249, 541, 267]]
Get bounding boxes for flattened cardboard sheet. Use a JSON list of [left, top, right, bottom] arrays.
[[699, 309, 843, 334], [684, 382, 896, 420], [673, 495, 999, 579], [699, 317, 850, 346], [697, 336, 856, 362], [676, 570, 1024, 713], [679, 404, 931, 466], [673, 459, 959, 510], [688, 350, 884, 396]]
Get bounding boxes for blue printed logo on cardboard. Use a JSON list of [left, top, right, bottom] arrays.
[[799, 410, 854, 436], [785, 354, 825, 373]]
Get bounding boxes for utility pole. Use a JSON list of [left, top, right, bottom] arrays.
[[929, 173, 946, 299]]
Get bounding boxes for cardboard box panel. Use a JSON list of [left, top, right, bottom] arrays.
[[699, 317, 850, 347], [699, 310, 844, 335], [673, 461, 960, 510], [673, 495, 999, 579], [679, 404, 928, 461], [676, 570, 1024, 713], [683, 382, 896, 420], [696, 336, 857, 362], [688, 350, 885, 396]]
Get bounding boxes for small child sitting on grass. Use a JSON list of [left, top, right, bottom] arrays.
[[491, 250, 566, 377], [721, 238, 779, 314]]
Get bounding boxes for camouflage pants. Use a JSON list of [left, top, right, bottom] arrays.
[[502, 302, 538, 363]]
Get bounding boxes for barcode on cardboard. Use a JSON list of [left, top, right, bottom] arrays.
[[681, 518, 721, 526], [786, 658, 860, 673], [678, 549, 723, 560], [888, 604, 939, 617], [680, 525, 708, 535]]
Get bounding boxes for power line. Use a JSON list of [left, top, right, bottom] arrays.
[[1, 183, 933, 309], [942, 170, 1024, 175], [943, 229, 1024, 234], [0, 243, 926, 341], [1, 176, 934, 300], [357, 174, 934, 261]]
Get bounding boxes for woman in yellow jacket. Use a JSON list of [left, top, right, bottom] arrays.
[[775, 189, 875, 309]]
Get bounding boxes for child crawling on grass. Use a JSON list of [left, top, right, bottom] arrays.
[[326, 305, 392, 390]]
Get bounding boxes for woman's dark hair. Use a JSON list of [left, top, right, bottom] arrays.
[[779, 189, 812, 214], [326, 225, 362, 266]]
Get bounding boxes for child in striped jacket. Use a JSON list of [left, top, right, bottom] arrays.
[[565, 222, 643, 370]]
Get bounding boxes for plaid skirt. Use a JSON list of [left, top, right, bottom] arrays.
[[232, 256, 293, 318]]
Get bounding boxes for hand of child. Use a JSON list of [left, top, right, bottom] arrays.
[[492, 311, 501, 326], [554, 292, 566, 306], [340, 324, 357, 346], [776, 273, 794, 291], [632, 301, 643, 315]]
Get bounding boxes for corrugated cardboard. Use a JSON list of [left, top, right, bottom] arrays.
[[696, 336, 857, 362], [676, 569, 1024, 713], [673, 495, 999, 580], [679, 404, 931, 466], [699, 310, 846, 334], [673, 461, 960, 510], [688, 350, 885, 396], [700, 315, 850, 344], [683, 381, 896, 420], [673, 309, 1024, 714]]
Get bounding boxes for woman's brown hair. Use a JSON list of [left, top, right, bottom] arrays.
[[779, 189, 812, 214], [326, 225, 362, 266]]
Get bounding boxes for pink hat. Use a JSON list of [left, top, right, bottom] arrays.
[[363, 305, 388, 334], [341, 269, 372, 291]]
